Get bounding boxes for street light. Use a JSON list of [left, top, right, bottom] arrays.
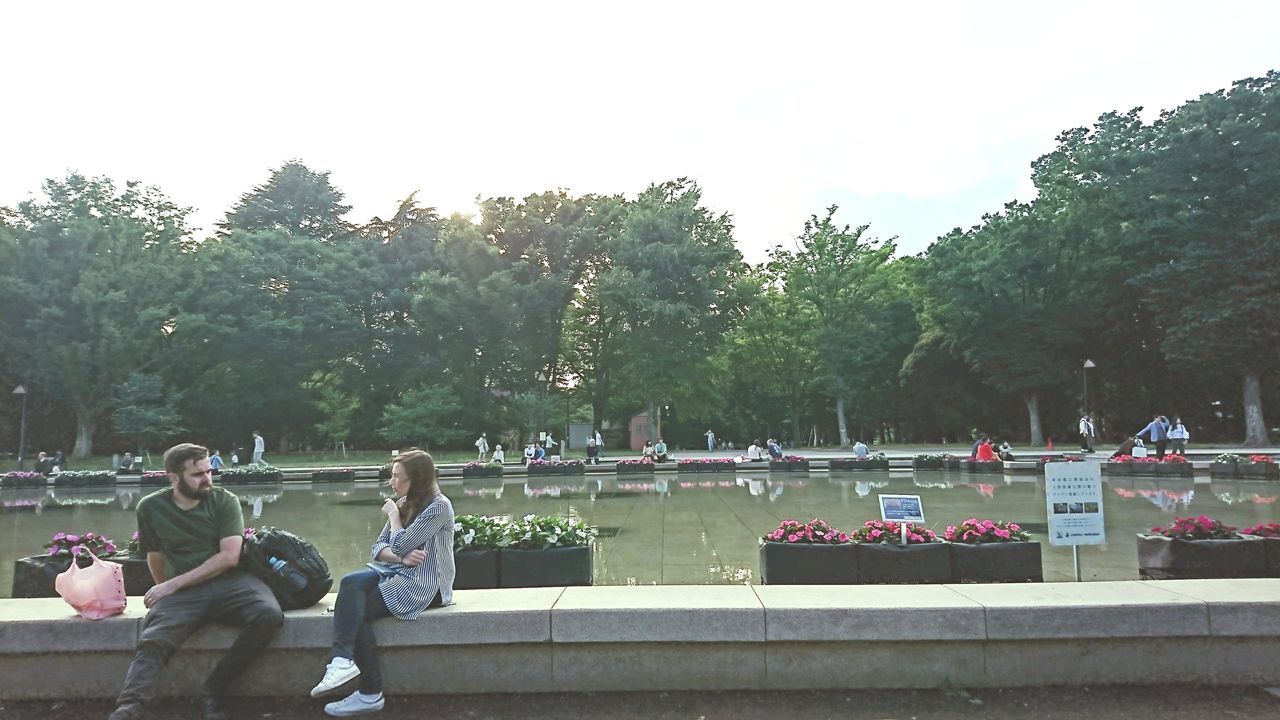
[[1082, 359, 1096, 417], [12, 385, 28, 470]]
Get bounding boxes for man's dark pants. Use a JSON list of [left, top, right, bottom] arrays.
[[117, 570, 283, 705], [1155, 440, 1169, 459]]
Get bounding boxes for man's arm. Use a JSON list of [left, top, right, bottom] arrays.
[[142, 535, 242, 608], [146, 552, 166, 584]]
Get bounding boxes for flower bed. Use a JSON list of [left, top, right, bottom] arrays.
[[1241, 455, 1279, 479], [526, 459, 586, 476], [942, 454, 962, 470], [944, 519, 1042, 582], [852, 520, 949, 584], [51, 470, 116, 487], [449, 514, 597, 589], [829, 454, 889, 471], [1138, 515, 1267, 579], [677, 458, 736, 473], [1210, 454, 1244, 478], [217, 465, 284, 484], [912, 454, 944, 470], [461, 462, 504, 479], [311, 469, 355, 483], [139, 470, 169, 486], [615, 458, 655, 474], [759, 519, 856, 585], [11, 531, 155, 598], [1, 471, 45, 489], [768, 455, 810, 472], [1036, 455, 1083, 472]]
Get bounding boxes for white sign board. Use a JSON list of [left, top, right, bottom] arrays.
[[1044, 462, 1105, 546], [878, 494, 925, 523]]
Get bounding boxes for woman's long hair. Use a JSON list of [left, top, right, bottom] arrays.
[[392, 448, 438, 525]]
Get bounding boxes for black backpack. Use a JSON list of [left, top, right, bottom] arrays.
[[240, 526, 334, 610]]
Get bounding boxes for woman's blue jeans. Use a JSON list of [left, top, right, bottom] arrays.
[[331, 569, 441, 694]]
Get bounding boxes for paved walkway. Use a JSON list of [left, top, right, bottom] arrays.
[[3, 685, 1276, 720]]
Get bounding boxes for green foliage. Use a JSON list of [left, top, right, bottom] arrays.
[[377, 384, 465, 448], [112, 372, 184, 454]]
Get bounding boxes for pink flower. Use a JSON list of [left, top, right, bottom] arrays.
[[66, 534, 80, 543], [787, 533, 799, 542], [837, 533, 849, 543], [85, 532, 95, 540], [71, 545, 85, 555], [870, 530, 882, 539]]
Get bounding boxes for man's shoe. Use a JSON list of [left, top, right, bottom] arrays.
[[324, 690, 385, 717], [311, 657, 360, 697], [200, 694, 229, 720], [107, 703, 145, 720]]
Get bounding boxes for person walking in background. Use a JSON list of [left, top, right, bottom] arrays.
[[1167, 417, 1190, 456], [1136, 415, 1170, 459], [209, 450, 223, 471], [1078, 416, 1096, 453], [251, 431, 265, 466], [586, 437, 600, 465], [474, 432, 488, 461], [705, 429, 716, 453], [594, 429, 604, 451]]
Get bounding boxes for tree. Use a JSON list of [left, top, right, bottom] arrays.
[[377, 384, 465, 448], [112, 372, 185, 456], [0, 174, 191, 457], [771, 207, 897, 447]]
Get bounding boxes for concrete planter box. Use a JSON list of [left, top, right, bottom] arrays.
[[1128, 462, 1162, 476], [949, 541, 1043, 583], [1241, 462, 1280, 479], [1261, 537, 1280, 578], [453, 549, 500, 589], [1105, 462, 1133, 476], [758, 542, 858, 584], [768, 460, 810, 472], [12, 554, 154, 598], [678, 462, 736, 473], [965, 460, 1003, 473], [615, 463, 655, 475], [499, 545, 592, 588], [52, 472, 116, 488], [527, 464, 586, 477], [217, 471, 284, 484], [378, 465, 391, 480], [311, 469, 355, 483], [1155, 463, 1192, 477], [829, 458, 888, 471], [912, 458, 943, 470], [1208, 462, 1239, 478], [856, 542, 951, 584], [461, 466, 504, 479], [1136, 534, 1267, 580], [0, 474, 46, 489], [942, 458, 962, 471]]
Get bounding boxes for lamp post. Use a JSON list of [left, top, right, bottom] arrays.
[[12, 385, 28, 470], [1082, 359, 1096, 417]]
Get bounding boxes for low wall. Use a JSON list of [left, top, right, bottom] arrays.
[[1, 579, 1277, 699]]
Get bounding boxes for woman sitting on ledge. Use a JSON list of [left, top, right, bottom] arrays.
[[974, 435, 998, 462], [310, 449, 455, 717]]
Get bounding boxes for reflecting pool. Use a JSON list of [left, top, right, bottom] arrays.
[[3, 469, 1276, 595]]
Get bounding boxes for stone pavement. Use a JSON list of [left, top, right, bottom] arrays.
[[1, 685, 1276, 720]]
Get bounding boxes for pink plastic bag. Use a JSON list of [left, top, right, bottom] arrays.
[[55, 549, 127, 619]]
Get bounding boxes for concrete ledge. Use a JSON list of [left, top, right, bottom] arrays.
[[2, 580, 1278, 699]]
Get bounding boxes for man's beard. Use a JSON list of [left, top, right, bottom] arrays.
[[175, 478, 212, 500]]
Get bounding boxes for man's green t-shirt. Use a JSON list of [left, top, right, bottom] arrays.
[[136, 486, 244, 579]]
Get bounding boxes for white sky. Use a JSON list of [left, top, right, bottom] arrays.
[[2, 1, 1277, 261]]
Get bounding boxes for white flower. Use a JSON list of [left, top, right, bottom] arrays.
[[523, 514, 536, 522], [453, 522, 463, 532]]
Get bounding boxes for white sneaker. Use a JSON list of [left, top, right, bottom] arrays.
[[325, 690, 385, 717], [310, 657, 360, 697]]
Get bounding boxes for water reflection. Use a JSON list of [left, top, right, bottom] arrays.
[[2, 470, 1277, 593]]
